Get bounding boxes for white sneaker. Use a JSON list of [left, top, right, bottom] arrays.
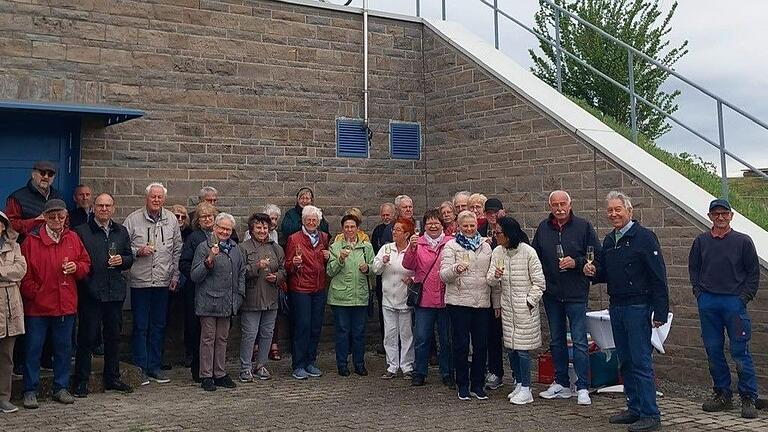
[[539, 383, 572, 399], [577, 389, 592, 405], [507, 383, 522, 400], [510, 386, 534, 405]]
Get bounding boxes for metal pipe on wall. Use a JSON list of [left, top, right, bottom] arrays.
[[363, 0, 369, 131]]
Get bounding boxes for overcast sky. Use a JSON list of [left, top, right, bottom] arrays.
[[337, 0, 767, 176]]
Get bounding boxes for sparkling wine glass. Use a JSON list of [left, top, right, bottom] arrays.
[[586, 246, 595, 264], [556, 244, 566, 272]]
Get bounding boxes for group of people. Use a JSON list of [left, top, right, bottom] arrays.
[[0, 161, 761, 432]]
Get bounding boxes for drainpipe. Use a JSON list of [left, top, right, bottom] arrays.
[[363, 0, 371, 143]]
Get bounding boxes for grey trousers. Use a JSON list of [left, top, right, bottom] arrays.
[[0, 336, 15, 402], [199, 317, 230, 379], [239, 310, 278, 372]]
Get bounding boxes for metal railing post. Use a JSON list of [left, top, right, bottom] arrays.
[[442, 0, 446, 20], [554, 7, 563, 93], [416, 0, 420, 17], [627, 49, 638, 144], [493, 0, 499, 49], [717, 101, 729, 199]]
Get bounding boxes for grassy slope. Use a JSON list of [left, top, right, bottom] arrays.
[[569, 97, 768, 230]]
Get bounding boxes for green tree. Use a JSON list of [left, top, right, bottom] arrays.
[[529, 0, 688, 140]]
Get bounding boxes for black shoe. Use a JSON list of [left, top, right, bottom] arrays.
[[214, 375, 236, 389], [742, 396, 759, 419], [161, 363, 172, 371], [201, 378, 216, 392], [608, 410, 640, 425], [73, 382, 89, 398], [628, 418, 661, 432], [702, 390, 733, 412], [756, 398, 768, 410], [354, 366, 368, 376], [441, 375, 455, 388], [105, 380, 133, 393], [338, 367, 350, 377], [411, 375, 425, 386], [93, 344, 105, 357]]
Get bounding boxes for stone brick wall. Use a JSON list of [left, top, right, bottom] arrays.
[[422, 27, 768, 388]]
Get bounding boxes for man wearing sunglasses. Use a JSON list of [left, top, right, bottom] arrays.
[[5, 161, 64, 240], [689, 199, 760, 419]]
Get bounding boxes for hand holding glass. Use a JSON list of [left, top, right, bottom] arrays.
[[556, 244, 566, 272], [586, 246, 595, 264]]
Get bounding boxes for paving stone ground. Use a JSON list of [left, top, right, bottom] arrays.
[[3, 352, 767, 432]]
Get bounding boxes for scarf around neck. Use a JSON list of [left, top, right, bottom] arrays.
[[425, 232, 445, 249], [456, 232, 483, 251], [302, 226, 320, 247]]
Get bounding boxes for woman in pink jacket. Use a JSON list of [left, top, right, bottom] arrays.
[[402, 209, 453, 387]]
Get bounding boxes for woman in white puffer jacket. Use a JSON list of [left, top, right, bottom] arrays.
[[487, 216, 545, 405]]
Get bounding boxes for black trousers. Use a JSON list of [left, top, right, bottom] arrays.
[[487, 310, 504, 378], [183, 282, 201, 379], [74, 298, 123, 385]]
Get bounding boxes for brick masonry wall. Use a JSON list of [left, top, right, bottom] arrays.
[[422, 27, 768, 388]]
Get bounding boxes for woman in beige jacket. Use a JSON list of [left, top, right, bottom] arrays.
[[487, 217, 545, 406], [0, 211, 27, 413]]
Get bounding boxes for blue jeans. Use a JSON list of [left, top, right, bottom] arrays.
[[24, 315, 75, 393], [543, 296, 589, 390], [290, 291, 327, 371], [332, 306, 368, 370], [507, 350, 531, 387], [131, 287, 169, 374], [698, 292, 758, 399], [610, 304, 659, 420], [448, 305, 489, 393], [413, 306, 452, 379]]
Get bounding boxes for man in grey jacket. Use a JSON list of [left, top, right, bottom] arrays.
[[123, 183, 182, 385]]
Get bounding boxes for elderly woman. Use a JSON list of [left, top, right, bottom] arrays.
[[327, 214, 374, 377], [372, 218, 416, 379], [191, 213, 245, 392], [281, 187, 330, 242], [487, 217, 545, 405], [467, 193, 488, 233], [284, 205, 330, 380], [334, 208, 370, 244], [439, 201, 457, 236], [262, 203, 284, 361], [402, 209, 454, 387], [239, 213, 286, 382], [440, 210, 496, 401], [172, 204, 192, 241], [0, 211, 27, 413], [179, 202, 218, 382]]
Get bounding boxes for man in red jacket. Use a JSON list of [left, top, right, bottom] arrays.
[[19, 199, 91, 409]]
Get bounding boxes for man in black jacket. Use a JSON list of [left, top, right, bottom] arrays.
[[532, 190, 600, 405], [69, 184, 94, 228], [73, 193, 135, 397]]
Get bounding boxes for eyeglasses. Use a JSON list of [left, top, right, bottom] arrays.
[[37, 169, 55, 177], [175, 214, 187, 220], [45, 214, 67, 220], [709, 212, 731, 219], [426, 222, 442, 227], [215, 225, 233, 233]]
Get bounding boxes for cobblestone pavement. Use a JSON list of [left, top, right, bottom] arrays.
[[4, 352, 767, 432]]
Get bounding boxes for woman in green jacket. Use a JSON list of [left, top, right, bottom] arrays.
[[327, 214, 374, 377]]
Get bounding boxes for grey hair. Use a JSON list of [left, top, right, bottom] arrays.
[[548, 190, 572, 204], [262, 204, 281, 218], [302, 205, 323, 221], [198, 186, 218, 200], [380, 202, 395, 212], [606, 191, 633, 209], [145, 182, 167, 196], [394, 195, 412, 208], [453, 190, 471, 204], [456, 210, 477, 224], [215, 212, 236, 228]]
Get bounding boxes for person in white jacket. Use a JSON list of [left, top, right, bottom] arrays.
[[372, 218, 416, 379], [487, 217, 545, 405], [440, 211, 497, 401]]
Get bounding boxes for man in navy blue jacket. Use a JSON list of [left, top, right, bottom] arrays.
[[532, 190, 600, 405], [689, 199, 760, 419], [585, 191, 668, 432]]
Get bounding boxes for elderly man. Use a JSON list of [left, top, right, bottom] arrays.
[[689, 199, 760, 419], [532, 191, 600, 405], [383, 195, 415, 244], [69, 184, 94, 228], [73, 194, 135, 397], [370, 202, 396, 354], [123, 183, 183, 385], [453, 191, 471, 214], [19, 199, 90, 408], [5, 160, 64, 238], [585, 191, 668, 432]]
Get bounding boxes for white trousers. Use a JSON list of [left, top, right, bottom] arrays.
[[382, 307, 414, 373]]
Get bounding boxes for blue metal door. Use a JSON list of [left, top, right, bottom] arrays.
[[0, 113, 81, 208]]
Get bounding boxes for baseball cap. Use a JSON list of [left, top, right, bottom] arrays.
[[708, 199, 731, 212], [484, 198, 503, 212]]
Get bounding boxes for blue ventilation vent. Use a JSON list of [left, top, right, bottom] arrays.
[[336, 118, 368, 158], [390, 121, 421, 160]]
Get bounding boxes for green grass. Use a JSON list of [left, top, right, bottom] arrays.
[[568, 97, 768, 230]]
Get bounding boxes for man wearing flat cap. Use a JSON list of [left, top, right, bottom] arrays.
[[19, 199, 91, 408], [689, 199, 760, 419], [5, 161, 64, 239]]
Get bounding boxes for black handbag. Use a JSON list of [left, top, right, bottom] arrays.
[[406, 246, 443, 308]]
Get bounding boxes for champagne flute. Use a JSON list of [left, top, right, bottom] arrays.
[[295, 246, 303, 269], [496, 256, 505, 271], [556, 244, 566, 272], [586, 246, 595, 264], [414, 220, 422, 235], [210, 232, 218, 247], [462, 252, 470, 266], [62, 256, 69, 275], [108, 242, 118, 267], [384, 244, 392, 254]]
